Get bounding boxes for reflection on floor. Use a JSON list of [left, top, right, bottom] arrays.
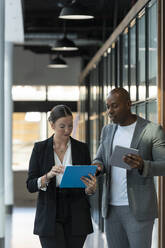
[[5, 207, 40, 248], [5, 206, 158, 248], [5, 207, 107, 248]]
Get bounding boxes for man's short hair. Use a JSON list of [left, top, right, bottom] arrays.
[[109, 88, 131, 102]]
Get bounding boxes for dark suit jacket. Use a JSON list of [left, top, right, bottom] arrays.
[[26, 135, 93, 236]]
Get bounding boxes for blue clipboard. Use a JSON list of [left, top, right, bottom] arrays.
[[59, 165, 97, 188]]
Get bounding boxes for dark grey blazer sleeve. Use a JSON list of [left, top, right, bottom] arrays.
[[141, 124, 165, 177], [92, 125, 108, 173]]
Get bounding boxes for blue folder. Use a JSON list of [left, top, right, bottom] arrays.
[[59, 165, 97, 188]]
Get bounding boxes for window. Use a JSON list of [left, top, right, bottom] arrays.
[[138, 10, 146, 100], [12, 86, 46, 101], [12, 85, 79, 101], [130, 19, 137, 102], [48, 86, 79, 101], [148, 1, 157, 98], [123, 28, 129, 92], [13, 112, 47, 170]]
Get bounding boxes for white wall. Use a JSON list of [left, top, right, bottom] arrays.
[[13, 46, 82, 86]]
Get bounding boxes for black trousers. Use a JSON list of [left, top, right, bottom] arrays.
[[39, 189, 87, 248], [39, 222, 86, 248]]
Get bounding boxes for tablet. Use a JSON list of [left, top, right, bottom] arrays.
[[59, 165, 97, 188], [109, 145, 139, 170]]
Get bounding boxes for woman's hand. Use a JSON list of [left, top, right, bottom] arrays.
[[81, 174, 97, 195], [47, 165, 65, 180]]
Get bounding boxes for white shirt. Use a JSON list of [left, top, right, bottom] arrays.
[[38, 139, 72, 190], [109, 121, 137, 206], [55, 139, 72, 186]]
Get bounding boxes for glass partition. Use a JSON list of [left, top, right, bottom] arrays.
[[13, 112, 47, 171], [148, 1, 157, 98], [79, 1, 158, 246], [138, 10, 146, 100], [123, 28, 129, 92], [130, 19, 137, 102]]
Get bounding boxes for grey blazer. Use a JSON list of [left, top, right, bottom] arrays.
[[93, 116, 165, 220]]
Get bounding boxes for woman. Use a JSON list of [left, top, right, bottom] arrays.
[[26, 105, 96, 248]]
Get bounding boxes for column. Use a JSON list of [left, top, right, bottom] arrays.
[[158, 0, 165, 247], [0, 0, 5, 247], [4, 41, 14, 214]]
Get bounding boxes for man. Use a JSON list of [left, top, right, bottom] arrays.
[[93, 87, 165, 248]]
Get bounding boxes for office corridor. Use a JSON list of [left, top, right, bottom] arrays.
[[5, 206, 158, 248], [5, 206, 159, 248], [5, 207, 107, 248]]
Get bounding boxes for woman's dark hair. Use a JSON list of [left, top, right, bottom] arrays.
[[48, 105, 72, 123]]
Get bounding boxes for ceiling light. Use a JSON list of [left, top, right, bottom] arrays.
[[47, 56, 68, 69], [52, 37, 78, 51], [59, 5, 94, 20]]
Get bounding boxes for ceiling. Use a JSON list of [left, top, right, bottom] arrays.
[[21, 0, 137, 59]]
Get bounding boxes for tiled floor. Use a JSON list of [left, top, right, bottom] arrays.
[[5, 207, 158, 248]]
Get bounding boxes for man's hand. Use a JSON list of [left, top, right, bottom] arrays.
[[92, 163, 103, 176], [123, 154, 144, 170]]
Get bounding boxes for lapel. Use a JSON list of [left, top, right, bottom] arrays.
[[46, 136, 77, 169], [106, 117, 148, 172], [130, 116, 149, 149], [106, 124, 117, 172], [70, 137, 79, 165], [46, 135, 57, 189], [46, 135, 55, 172]]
